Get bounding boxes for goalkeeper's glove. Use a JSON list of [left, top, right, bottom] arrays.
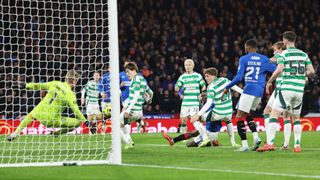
[[84, 121, 97, 134], [84, 120, 90, 127]]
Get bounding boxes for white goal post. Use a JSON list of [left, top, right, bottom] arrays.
[[0, 0, 121, 167]]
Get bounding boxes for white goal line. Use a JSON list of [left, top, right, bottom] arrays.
[[122, 163, 320, 179]]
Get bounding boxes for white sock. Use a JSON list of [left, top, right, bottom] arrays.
[[120, 127, 130, 144], [283, 120, 292, 147], [267, 120, 278, 145], [180, 124, 187, 133], [124, 124, 132, 142], [293, 123, 302, 148], [140, 119, 145, 126], [252, 132, 259, 142], [264, 117, 269, 136], [226, 123, 235, 144], [241, 140, 249, 148], [193, 121, 209, 140]]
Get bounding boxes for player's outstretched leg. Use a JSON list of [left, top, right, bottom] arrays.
[[162, 132, 174, 146], [7, 114, 34, 141], [162, 130, 199, 146], [51, 117, 81, 136]]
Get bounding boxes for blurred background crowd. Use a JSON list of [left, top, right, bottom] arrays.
[[1, 0, 320, 119]]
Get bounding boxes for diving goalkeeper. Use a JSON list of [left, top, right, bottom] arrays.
[[8, 70, 88, 141]]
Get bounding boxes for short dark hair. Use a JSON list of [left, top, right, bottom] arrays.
[[124, 62, 138, 72], [245, 39, 258, 49], [203, 67, 218, 76], [283, 31, 296, 42]]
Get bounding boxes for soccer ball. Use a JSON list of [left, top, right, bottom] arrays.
[[211, 140, 220, 146]]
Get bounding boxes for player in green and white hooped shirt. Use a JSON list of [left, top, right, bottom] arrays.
[[175, 59, 206, 134], [120, 62, 153, 149], [260, 31, 315, 153], [8, 70, 89, 141], [81, 72, 102, 134], [263, 41, 293, 150], [191, 67, 243, 147]]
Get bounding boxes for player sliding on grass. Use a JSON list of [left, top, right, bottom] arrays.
[[224, 39, 276, 152], [120, 62, 153, 149], [257, 31, 315, 153], [163, 67, 243, 147], [8, 70, 89, 141], [263, 41, 293, 150]]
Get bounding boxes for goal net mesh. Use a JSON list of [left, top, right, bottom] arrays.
[[0, 0, 119, 166]]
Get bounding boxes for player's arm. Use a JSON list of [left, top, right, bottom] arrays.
[[145, 84, 154, 104], [230, 85, 243, 94], [225, 57, 245, 90], [67, 94, 87, 122], [26, 81, 55, 90], [81, 84, 87, 105], [267, 56, 285, 84], [174, 76, 183, 92], [119, 72, 126, 90], [98, 77, 107, 99], [305, 57, 315, 77], [199, 75, 206, 92], [197, 90, 215, 116]]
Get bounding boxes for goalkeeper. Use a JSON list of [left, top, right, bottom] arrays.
[[8, 70, 88, 141]]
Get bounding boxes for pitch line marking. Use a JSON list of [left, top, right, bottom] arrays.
[[140, 143, 320, 150], [122, 163, 320, 179]]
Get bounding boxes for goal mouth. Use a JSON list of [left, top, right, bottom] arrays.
[[0, 0, 121, 166]]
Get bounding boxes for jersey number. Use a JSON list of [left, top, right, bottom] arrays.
[[290, 61, 305, 75], [245, 67, 260, 80]]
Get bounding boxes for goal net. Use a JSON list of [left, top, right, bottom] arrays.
[[0, 0, 121, 167]]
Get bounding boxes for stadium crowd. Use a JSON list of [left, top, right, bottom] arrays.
[[1, 0, 320, 119]]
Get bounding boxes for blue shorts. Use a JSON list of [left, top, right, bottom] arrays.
[[206, 120, 222, 133]]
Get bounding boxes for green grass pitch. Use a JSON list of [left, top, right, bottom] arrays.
[[0, 131, 320, 179]]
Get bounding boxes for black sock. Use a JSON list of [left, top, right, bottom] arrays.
[[237, 121, 247, 140], [246, 115, 257, 133], [173, 134, 187, 143], [173, 131, 199, 143]]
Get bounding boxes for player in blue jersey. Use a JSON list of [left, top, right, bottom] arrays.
[[224, 39, 276, 152], [120, 59, 132, 105], [98, 69, 111, 116]]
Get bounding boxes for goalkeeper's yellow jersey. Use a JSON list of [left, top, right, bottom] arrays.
[[26, 81, 86, 122]]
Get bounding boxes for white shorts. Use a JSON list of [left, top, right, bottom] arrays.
[[272, 90, 303, 116], [120, 110, 143, 124], [86, 103, 101, 115], [266, 91, 277, 108], [237, 93, 261, 113], [180, 106, 199, 118], [201, 111, 232, 123]]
